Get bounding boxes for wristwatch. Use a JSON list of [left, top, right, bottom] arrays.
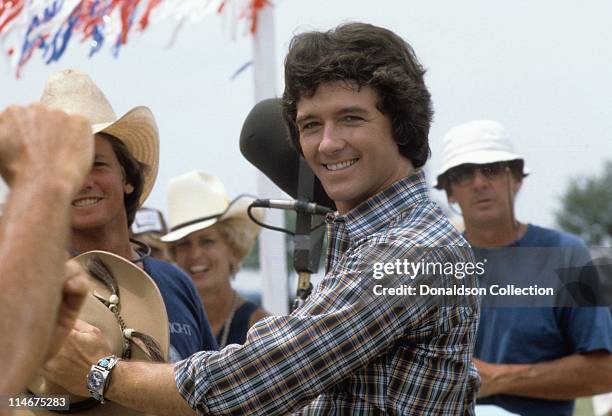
[[86, 355, 121, 403]]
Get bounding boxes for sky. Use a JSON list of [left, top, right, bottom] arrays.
[[1, 0, 611, 230]]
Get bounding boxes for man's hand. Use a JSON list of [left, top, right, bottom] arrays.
[[0, 104, 93, 193], [45, 260, 91, 361], [42, 319, 113, 397]]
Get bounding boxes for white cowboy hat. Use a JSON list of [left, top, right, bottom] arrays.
[[161, 170, 264, 243], [22, 251, 169, 416], [39, 69, 159, 205], [434, 120, 530, 189]]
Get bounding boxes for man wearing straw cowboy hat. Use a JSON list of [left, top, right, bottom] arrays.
[[434, 120, 612, 415], [37, 69, 217, 363], [0, 104, 92, 397], [43, 23, 480, 415]]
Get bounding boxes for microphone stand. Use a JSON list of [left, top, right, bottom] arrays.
[[291, 159, 326, 312]]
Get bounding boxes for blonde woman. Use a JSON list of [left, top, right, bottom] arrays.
[[162, 170, 269, 347]]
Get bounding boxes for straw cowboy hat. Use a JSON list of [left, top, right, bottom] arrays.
[[161, 170, 264, 243], [434, 120, 530, 189], [20, 251, 169, 416], [39, 69, 159, 205]]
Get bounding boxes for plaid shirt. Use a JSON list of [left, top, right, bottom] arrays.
[[174, 171, 480, 415]]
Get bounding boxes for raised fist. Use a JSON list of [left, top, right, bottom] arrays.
[[0, 103, 93, 194]]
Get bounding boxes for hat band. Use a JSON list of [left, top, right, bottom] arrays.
[[170, 213, 222, 233], [87, 256, 165, 363], [168, 194, 258, 234]]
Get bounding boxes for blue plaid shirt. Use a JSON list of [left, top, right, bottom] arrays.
[[174, 171, 480, 415]]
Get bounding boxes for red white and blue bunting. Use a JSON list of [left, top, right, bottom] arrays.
[[0, 0, 271, 77]]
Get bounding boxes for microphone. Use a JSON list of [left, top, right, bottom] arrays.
[[240, 98, 331, 312], [251, 198, 333, 215], [239, 98, 336, 210]]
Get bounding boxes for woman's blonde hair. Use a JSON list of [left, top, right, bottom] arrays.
[[214, 217, 259, 270]]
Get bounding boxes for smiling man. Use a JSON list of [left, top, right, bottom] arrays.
[[295, 82, 412, 214], [435, 120, 612, 415], [44, 24, 479, 415]]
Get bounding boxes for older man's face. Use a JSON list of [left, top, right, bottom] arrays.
[[447, 163, 522, 228], [71, 135, 132, 232]]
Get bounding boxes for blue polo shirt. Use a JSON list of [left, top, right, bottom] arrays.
[[474, 224, 612, 416]]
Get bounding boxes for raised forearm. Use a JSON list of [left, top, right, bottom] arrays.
[[0, 180, 75, 393], [482, 351, 612, 400], [105, 361, 195, 415]]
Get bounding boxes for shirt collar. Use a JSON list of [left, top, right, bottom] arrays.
[[329, 170, 430, 244]]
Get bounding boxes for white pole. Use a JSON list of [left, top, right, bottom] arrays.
[[252, 5, 289, 315]]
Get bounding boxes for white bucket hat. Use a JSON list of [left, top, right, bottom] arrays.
[[39, 69, 159, 205], [161, 170, 264, 243], [434, 120, 529, 189]]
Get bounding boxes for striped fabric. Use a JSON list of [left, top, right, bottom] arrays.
[[174, 171, 480, 415]]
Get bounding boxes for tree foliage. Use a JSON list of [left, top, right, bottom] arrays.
[[555, 161, 612, 245]]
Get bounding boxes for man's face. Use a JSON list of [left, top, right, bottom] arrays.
[[297, 81, 412, 214], [447, 163, 522, 227], [71, 135, 132, 231]]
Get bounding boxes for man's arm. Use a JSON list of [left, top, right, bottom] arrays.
[[43, 242, 477, 414], [475, 351, 612, 399], [0, 104, 93, 394], [108, 362, 195, 415], [43, 246, 424, 413], [43, 294, 407, 414], [41, 319, 194, 414]]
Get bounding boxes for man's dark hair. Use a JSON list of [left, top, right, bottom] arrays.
[[281, 22, 433, 168], [100, 133, 148, 226]]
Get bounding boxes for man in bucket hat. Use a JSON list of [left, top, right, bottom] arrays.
[[43, 23, 480, 415], [39, 69, 217, 363], [0, 104, 92, 396], [435, 120, 612, 415]]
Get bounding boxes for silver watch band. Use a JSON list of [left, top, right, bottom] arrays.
[[86, 355, 121, 404]]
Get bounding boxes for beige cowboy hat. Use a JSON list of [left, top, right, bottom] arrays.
[[39, 69, 159, 205], [21, 251, 169, 415], [161, 170, 264, 243]]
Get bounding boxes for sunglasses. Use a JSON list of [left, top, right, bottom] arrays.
[[446, 162, 509, 186]]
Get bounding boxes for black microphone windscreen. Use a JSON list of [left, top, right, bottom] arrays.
[[239, 98, 335, 209]]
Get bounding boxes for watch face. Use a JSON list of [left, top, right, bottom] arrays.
[[87, 370, 105, 390]]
